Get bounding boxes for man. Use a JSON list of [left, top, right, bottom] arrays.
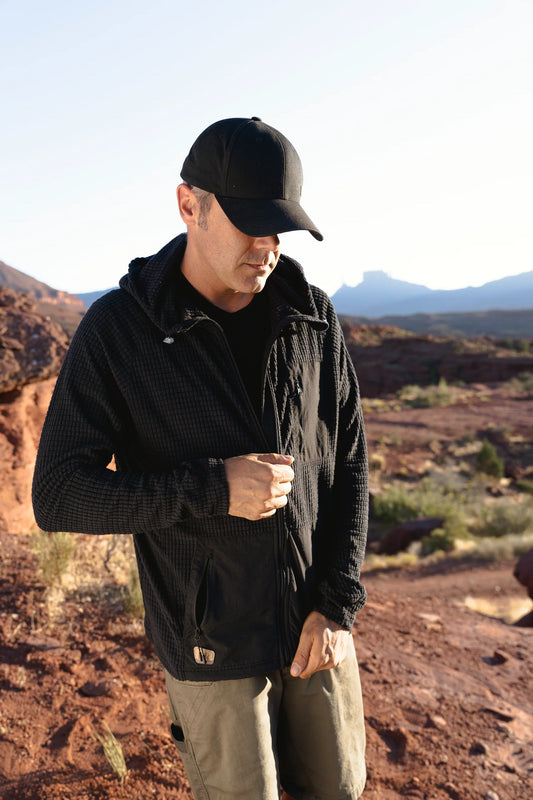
[[33, 116, 368, 800]]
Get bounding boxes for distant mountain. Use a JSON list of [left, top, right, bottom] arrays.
[[331, 270, 533, 316], [77, 289, 116, 307]]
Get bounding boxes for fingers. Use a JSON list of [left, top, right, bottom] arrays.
[[225, 452, 295, 521], [257, 453, 295, 484], [290, 640, 311, 678], [291, 639, 337, 679], [258, 452, 294, 465], [290, 611, 351, 679]]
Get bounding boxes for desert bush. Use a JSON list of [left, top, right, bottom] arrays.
[[32, 530, 76, 586], [498, 338, 531, 354], [122, 560, 144, 618], [396, 378, 457, 408], [369, 452, 386, 472], [365, 531, 533, 570], [475, 439, 504, 478], [372, 479, 462, 524], [471, 500, 533, 539], [371, 479, 470, 552], [516, 478, 533, 495], [363, 551, 420, 572], [509, 371, 533, 398], [462, 531, 533, 562], [514, 339, 531, 354], [421, 527, 457, 555]]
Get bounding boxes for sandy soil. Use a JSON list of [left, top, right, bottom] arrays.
[[1, 385, 532, 800]]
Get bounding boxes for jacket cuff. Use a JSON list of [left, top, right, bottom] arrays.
[[171, 457, 229, 518], [203, 457, 230, 516], [314, 581, 367, 630]]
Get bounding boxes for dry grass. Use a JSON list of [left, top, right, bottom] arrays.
[[31, 530, 76, 587], [122, 561, 144, 618], [93, 722, 128, 784], [458, 595, 532, 624]]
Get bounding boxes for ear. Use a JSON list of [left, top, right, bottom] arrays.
[[177, 183, 197, 227]]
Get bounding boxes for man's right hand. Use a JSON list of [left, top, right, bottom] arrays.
[[224, 453, 294, 521]]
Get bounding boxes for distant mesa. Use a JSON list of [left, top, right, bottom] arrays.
[[331, 269, 533, 317], [77, 289, 116, 307]]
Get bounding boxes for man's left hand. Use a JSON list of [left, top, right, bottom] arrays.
[[290, 611, 352, 679]]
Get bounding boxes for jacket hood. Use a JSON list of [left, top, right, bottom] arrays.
[[119, 233, 326, 335]]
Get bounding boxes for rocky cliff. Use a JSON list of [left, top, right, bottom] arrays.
[[0, 287, 69, 533], [0, 260, 85, 337], [342, 321, 533, 397]]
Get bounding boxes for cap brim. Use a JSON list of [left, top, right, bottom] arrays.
[[216, 196, 323, 241]]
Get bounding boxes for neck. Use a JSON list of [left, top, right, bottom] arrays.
[[180, 244, 255, 313]]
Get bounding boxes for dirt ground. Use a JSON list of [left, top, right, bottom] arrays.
[[1, 384, 532, 800], [363, 382, 533, 479]]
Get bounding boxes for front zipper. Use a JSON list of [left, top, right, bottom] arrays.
[[202, 316, 317, 669], [266, 369, 293, 666], [209, 316, 296, 668]]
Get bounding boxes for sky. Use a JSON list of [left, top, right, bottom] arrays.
[[1, 0, 532, 296]]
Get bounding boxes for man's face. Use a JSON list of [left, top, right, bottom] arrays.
[[188, 195, 281, 310]]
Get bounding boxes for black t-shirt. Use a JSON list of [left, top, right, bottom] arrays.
[[177, 271, 271, 419]]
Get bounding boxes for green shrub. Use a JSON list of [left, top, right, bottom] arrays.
[[516, 479, 533, 495], [421, 527, 457, 555], [397, 378, 457, 408], [462, 531, 533, 561], [475, 440, 504, 479], [371, 479, 463, 525], [472, 500, 533, 538], [32, 530, 76, 586], [512, 371, 533, 397], [514, 339, 531, 354]]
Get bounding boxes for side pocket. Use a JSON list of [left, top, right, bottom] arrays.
[[194, 554, 210, 631], [185, 549, 213, 635], [170, 723, 188, 754]]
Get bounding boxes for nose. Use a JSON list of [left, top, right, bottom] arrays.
[[255, 233, 280, 248]]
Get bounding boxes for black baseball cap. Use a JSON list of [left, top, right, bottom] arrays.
[[180, 117, 323, 241]]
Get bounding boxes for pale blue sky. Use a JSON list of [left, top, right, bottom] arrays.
[[1, 0, 532, 295]]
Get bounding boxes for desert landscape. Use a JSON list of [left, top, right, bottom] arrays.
[[1, 285, 532, 799]]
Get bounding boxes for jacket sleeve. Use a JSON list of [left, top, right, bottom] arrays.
[[32, 312, 229, 536], [313, 309, 368, 628]]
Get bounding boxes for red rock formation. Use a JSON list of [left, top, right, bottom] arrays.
[[0, 287, 69, 533], [0, 379, 56, 533], [342, 321, 533, 397], [0, 287, 69, 393]]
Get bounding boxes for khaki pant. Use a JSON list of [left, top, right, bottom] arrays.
[[164, 642, 366, 800]]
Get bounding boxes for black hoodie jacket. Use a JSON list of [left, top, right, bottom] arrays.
[[32, 234, 368, 680]]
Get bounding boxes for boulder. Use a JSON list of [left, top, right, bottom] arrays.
[[376, 517, 445, 555], [513, 549, 533, 627], [514, 549, 533, 599]]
